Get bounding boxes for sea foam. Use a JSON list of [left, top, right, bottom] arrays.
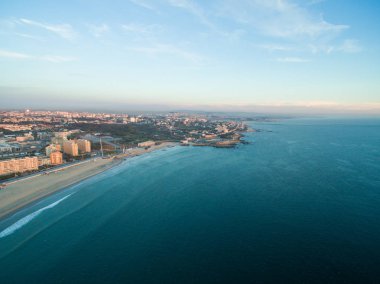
[[0, 194, 73, 238]]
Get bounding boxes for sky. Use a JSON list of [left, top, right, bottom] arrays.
[[0, 0, 379, 114]]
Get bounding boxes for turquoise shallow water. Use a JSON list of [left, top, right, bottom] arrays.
[[0, 118, 380, 283]]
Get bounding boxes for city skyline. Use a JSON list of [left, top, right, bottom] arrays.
[[1, 0, 380, 114]]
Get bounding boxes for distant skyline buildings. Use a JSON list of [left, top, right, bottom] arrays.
[[0, 1, 379, 114]]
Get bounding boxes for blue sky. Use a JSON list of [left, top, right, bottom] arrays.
[[0, 0, 379, 113]]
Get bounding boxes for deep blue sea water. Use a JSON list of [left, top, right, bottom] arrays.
[[0, 118, 380, 283]]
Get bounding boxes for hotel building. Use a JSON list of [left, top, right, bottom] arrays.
[[50, 151, 63, 165], [45, 144, 61, 156], [77, 139, 91, 153], [0, 157, 39, 176], [63, 140, 79, 157]]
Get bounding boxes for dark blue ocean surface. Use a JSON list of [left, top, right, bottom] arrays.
[[0, 118, 380, 283]]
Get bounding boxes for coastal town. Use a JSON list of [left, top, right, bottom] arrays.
[[0, 109, 250, 183]]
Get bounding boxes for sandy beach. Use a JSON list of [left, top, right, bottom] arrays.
[[0, 142, 176, 220]]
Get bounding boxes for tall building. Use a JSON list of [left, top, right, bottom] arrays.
[[0, 157, 39, 176], [77, 139, 91, 153], [50, 151, 63, 165], [63, 140, 78, 156]]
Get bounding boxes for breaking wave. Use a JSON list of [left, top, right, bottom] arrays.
[[0, 194, 73, 238]]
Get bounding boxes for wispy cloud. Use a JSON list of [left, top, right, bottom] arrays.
[[337, 39, 362, 53], [166, 0, 214, 28], [220, 0, 348, 39], [38, 55, 76, 63], [87, 24, 109, 38], [130, 0, 156, 10], [258, 43, 296, 52], [308, 39, 362, 54], [14, 32, 45, 41], [0, 49, 76, 62], [166, 0, 246, 42], [122, 23, 162, 34], [275, 57, 311, 63], [0, 49, 31, 59], [127, 43, 203, 63], [307, 0, 326, 5], [164, 0, 356, 57], [19, 18, 76, 40], [215, 0, 361, 58], [121, 23, 165, 44]]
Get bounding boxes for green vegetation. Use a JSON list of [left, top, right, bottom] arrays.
[[67, 123, 176, 144]]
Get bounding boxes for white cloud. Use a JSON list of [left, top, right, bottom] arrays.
[[275, 57, 310, 63], [122, 23, 162, 34], [14, 33, 44, 41], [220, 0, 348, 39], [165, 0, 356, 58], [307, 0, 326, 5], [308, 39, 362, 54], [258, 43, 296, 52], [87, 24, 109, 38], [0, 49, 31, 59], [216, 0, 361, 58], [166, 0, 247, 42], [337, 39, 362, 53], [121, 23, 165, 43], [38, 55, 76, 63], [0, 49, 76, 63], [19, 18, 76, 40], [130, 0, 156, 10], [127, 43, 203, 63], [166, 0, 214, 28]]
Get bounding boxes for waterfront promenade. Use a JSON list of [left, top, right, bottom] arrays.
[[0, 142, 175, 220]]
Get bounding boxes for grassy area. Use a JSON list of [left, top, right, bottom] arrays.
[[68, 123, 176, 144]]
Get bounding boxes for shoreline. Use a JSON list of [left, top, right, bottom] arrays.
[[0, 142, 177, 221]]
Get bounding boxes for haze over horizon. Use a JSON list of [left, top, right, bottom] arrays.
[[1, 0, 379, 114]]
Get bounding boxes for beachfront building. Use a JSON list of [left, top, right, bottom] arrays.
[[50, 151, 63, 165], [137, 141, 155, 148], [63, 140, 79, 157], [77, 139, 91, 153], [38, 157, 51, 166], [0, 157, 39, 176], [45, 144, 61, 156]]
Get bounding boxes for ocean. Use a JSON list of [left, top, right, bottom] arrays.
[[0, 118, 380, 283]]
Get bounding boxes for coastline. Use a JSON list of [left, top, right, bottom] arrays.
[[0, 142, 176, 221]]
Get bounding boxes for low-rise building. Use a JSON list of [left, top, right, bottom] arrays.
[[50, 151, 63, 165], [0, 157, 39, 176], [45, 144, 61, 156], [138, 141, 155, 148], [38, 157, 51, 166]]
